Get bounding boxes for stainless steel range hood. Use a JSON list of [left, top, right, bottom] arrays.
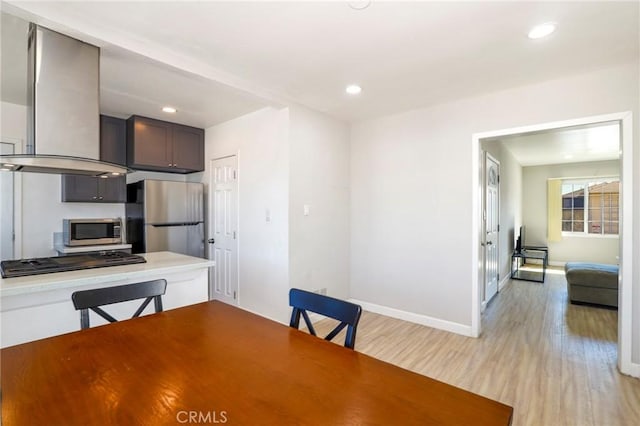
[[0, 154, 127, 176], [0, 24, 129, 177]]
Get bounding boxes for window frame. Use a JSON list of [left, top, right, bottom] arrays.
[[560, 176, 620, 239]]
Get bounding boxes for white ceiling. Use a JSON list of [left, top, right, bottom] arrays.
[[99, 47, 271, 126], [494, 122, 621, 167], [2, 0, 637, 129]]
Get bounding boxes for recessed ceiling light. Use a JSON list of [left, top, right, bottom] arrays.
[[528, 22, 556, 39], [346, 85, 362, 95], [348, 1, 371, 10], [162, 106, 177, 113]]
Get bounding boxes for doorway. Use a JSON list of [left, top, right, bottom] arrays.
[[208, 155, 239, 306], [471, 111, 634, 376], [0, 138, 22, 261], [0, 142, 14, 260]]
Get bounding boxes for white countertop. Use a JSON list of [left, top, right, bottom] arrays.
[[0, 252, 214, 298]]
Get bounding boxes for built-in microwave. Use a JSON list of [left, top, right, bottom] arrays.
[[63, 218, 123, 246]]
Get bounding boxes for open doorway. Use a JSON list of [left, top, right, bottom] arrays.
[[0, 141, 15, 260], [471, 111, 634, 376], [0, 137, 22, 261]]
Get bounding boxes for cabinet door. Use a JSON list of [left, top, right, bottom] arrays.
[[100, 115, 127, 166], [172, 124, 204, 172], [61, 175, 99, 202], [127, 116, 173, 170], [62, 175, 125, 203], [98, 176, 126, 203]]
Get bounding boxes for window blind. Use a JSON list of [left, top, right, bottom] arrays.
[[547, 179, 562, 242]]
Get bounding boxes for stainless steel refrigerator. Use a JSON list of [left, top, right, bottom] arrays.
[[126, 180, 205, 258]]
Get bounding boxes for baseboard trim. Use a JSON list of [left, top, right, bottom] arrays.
[[349, 298, 474, 337], [498, 274, 511, 292], [622, 361, 640, 378], [236, 304, 287, 326]]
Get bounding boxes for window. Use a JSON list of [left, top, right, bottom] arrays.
[[561, 178, 619, 235]]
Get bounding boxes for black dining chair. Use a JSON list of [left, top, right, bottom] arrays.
[[288, 288, 362, 349], [71, 279, 167, 329]]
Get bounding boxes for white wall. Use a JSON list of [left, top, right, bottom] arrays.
[[201, 107, 290, 322], [522, 160, 620, 265], [288, 105, 350, 300], [201, 105, 350, 322], [481, 140, 523, 285], [351, 108, 475, 328], [350, 61, 639, 356]]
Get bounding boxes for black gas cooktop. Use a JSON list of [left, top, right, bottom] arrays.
[[0, 251, 147, 278]]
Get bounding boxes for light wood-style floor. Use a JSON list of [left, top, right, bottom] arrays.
[[315, 268, 640, 425]]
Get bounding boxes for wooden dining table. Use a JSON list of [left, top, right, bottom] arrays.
[[1, 300, 513, 425]]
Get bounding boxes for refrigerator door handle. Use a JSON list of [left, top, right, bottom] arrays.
[[150, 222, 202, 227]]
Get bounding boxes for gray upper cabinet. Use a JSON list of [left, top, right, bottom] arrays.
[[173, 125, 205, 172], [127, 116, 173, 170], [61, 175, 126, 203], [127, 115, 204, 173], [100, 115, 127, 166], [61, 115, 127, 203]]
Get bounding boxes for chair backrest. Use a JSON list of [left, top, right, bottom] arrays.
[[72, 279, 167, 329], [289, 288, 362, 349]]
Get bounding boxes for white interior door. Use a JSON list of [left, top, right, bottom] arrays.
[[209, 156, 238, 305], [484, 153, 500, 304]]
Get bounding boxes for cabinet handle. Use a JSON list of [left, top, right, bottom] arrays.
[[92, 196, 97, 200], [168, 163, 172, 166], [99, 196, 104, 200]]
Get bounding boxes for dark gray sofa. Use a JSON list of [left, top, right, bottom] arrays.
[[565, 262, 619, 308]]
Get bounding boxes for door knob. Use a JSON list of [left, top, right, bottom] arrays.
[[207, 238, 215, 244]]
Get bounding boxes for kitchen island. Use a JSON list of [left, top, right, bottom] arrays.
[[0, 251, 213, 348]]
